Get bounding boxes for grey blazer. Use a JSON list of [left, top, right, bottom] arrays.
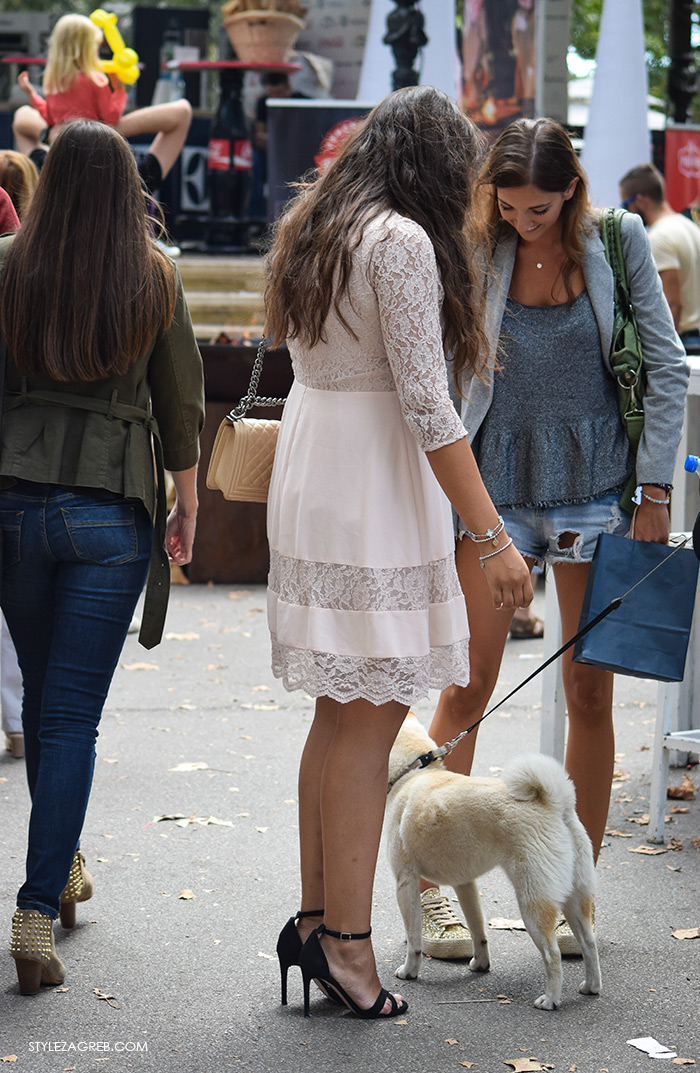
[[457, 211, 689, 487]]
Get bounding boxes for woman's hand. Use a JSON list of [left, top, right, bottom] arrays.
[[481, 541, 534, 610], [632, 489, 670, 545], [18, 71, 33, 98], [166, 464, 199, 565], [165, 503, 197, 565]]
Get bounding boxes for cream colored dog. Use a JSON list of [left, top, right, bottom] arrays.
[[386, 714, 601, 1010]]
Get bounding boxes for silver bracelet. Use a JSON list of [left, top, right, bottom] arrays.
[[464, 515, 505, 546], [640, 490, 670, 505], [479, 537, 513, 567]]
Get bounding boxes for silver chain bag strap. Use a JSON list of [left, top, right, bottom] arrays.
[[206, 337, 286, 503]]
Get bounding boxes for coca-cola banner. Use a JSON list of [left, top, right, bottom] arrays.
[[664, 127, 700, 213]]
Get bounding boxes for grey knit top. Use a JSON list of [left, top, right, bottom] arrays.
[[474, 290, 633, 509]]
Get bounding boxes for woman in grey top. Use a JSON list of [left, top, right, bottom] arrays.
[[419, 118, 688, 956]]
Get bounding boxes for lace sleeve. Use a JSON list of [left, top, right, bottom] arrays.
[[370, 218, 467, 452]]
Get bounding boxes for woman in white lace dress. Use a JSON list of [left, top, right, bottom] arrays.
[[265, 86, 533, 1019]]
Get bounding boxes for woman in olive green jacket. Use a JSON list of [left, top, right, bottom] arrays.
[[0, 120, 204, 995]]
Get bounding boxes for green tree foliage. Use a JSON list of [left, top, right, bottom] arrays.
[[571, 0, 699, 107]]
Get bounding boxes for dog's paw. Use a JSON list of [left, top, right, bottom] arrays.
[[579, 979, 601, 996], [395, 962, 419, 981], [468, 956, 490, 974], [533, 994, 560, 1011]]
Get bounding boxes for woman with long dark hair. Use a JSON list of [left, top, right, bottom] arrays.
[[422, 117, 688, 955], [0, 120, 204, 995], [265, 86, 533, 1019]]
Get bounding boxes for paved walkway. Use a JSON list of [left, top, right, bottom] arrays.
[[1, 582, 698, 1072]]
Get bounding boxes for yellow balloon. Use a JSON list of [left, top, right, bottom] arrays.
[[90, 9, 140, 84]]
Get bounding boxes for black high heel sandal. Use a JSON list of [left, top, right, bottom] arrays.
[[299, 924, 409, 1019], [276, 909, 323, 1005]]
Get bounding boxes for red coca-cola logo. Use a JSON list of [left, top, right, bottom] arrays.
[[208, 139, 253, 171], [314, 118, 364, 173]]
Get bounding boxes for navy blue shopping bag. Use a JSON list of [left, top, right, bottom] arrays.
[[572, 532, 699, 682]]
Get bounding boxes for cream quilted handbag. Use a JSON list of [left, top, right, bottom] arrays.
[[206, 338, 286, 503]]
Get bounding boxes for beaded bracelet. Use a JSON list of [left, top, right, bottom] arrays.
[[464, 515, 505, 546], [640, 489, 670, 505], [479, 537, 513, 568]]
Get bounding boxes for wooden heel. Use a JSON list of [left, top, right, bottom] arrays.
[[14, 957, 43, 996]]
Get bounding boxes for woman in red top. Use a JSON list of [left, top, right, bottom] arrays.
[[13, 14, 190, 195]]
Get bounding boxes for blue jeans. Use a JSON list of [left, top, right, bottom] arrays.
[[0, 482, 153, 917]]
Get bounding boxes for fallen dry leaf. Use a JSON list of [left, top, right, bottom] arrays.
[[52, 986, 69, 993], [668, 838, 684, 852], [672, 1059, 696, 1065], [693, 838, 700, 850], [1, 1059, 18, 1065], [504, 1060, 548, 1072], [606, 829, 633, 838], [628, 815, 650, 825], [612, 769, 630, 782], [461, 1064, 474, 1069], [164, 632, 200, 641], [446, 1039, 459, 1045], [668, 776, 695, 800], [121, 662, 159, 671], [178, 889, 195, 900], [168, 761, 209, 772], [671, 805, 690, 814], [93, 988, 120, 1009], [489, 917, 526, 931], [629, 845, 668, 855], [393, 1018, 409, 1025], [671, 927, 699, 940]]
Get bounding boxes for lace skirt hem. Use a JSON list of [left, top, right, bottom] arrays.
[[270, 637, 470, 706]]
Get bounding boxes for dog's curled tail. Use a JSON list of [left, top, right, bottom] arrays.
[[502, 753, 577, 815]]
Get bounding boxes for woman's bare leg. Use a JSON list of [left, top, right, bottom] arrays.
[[421, 537, 533, 891], [553, 562, 615, 863], [298, 695, 407, 1011], [12, 105, 46, 155], [116, 100, 192, 180]]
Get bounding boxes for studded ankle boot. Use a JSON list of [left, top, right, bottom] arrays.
[[9, 908, 66, 995], [59, 851, 94, 928]]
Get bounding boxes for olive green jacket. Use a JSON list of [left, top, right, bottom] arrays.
[[0, 234, 205, 647]]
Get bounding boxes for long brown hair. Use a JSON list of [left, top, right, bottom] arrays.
[[0, 150, 38, 220], [478, 117, 593, 303], [0, 121, 176, 382], [265, 85, 488, 383]]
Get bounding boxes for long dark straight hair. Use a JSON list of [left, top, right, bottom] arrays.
[[0, 120, 176, 382], [265, 85, 488, 383], [479, 117, 593, 303]]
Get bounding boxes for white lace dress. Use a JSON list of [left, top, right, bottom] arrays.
[[267, 212, 470, 705]]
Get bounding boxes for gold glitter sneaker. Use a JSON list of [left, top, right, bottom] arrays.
[[59, 851, 94, 928], [9, 908, 66, 995], [421, 887, 473, 959]]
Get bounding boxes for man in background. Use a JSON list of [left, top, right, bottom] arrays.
[[620, 162, 700, 349]]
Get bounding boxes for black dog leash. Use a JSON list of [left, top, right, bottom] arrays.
[[389, 536, 690, 788]]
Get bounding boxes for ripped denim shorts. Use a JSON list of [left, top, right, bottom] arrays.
[[461, 492, 630, 568]]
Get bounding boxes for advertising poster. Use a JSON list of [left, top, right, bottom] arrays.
[[462, 0, 535, 128], [295, 0, 372, 100], [664, 127, 700, 213]]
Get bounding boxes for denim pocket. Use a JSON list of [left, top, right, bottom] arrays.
[[62, 501, 139, 566], [0, 509, 23, 567]]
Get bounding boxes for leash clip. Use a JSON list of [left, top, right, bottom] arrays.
[[417, 746, 448, 769]]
